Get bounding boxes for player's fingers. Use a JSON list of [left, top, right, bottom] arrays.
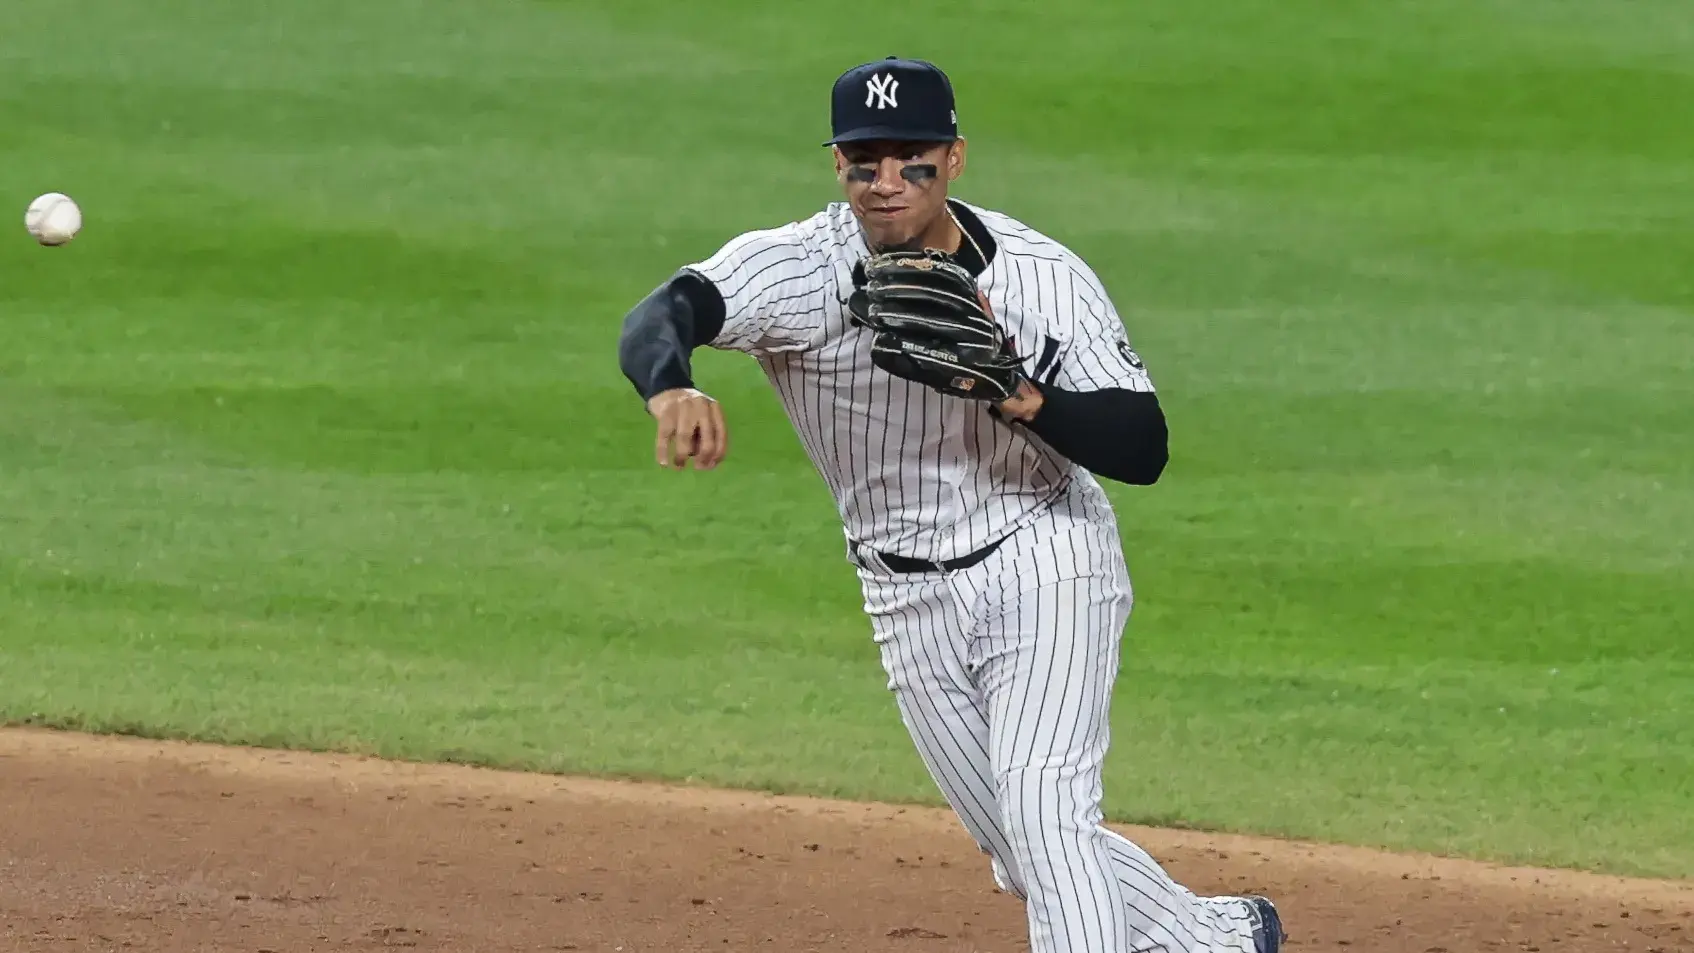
[[696, 401, 727, 469], [709, 401, 729, 468], [654, 424, 671, 468], [654, 408, 681, 468], [672, 417, 695, 469], [679, 403, 713, 469], [688, 415, 715, 470]]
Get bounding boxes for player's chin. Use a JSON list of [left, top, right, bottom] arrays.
[[864, 225, 918, 253]]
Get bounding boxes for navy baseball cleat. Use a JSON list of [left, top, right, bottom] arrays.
[[1243, 895, 1286, 953]]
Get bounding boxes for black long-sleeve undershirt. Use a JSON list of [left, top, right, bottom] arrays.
[[1018, 385, 1169, 486], [616, 272, 1168, 486], [617, 270, 726, 402]]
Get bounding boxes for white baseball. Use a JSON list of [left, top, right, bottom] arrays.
[[25, 192, 83, 246]]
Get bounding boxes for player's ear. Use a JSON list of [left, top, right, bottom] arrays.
[[947, 138, 967, 181], [832, 146, 847, 181]]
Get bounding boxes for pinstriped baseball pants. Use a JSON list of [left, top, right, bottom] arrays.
[[856, 515, 1258, 953]]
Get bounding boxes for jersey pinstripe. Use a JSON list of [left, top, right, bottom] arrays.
[[685, 199, 1154, 563]]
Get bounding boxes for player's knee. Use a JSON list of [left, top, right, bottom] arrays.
[[995, 765, 1105, 879]]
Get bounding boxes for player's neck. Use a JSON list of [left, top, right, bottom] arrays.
[[921, 207, 963, 254]]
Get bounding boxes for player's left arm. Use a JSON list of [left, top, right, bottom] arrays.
[[995, 267, 1168, 486]]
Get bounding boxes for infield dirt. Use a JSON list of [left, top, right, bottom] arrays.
[[1, 728, 1689, 952]]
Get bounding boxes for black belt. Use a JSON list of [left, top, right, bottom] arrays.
[[863, 535, 1008, 574]]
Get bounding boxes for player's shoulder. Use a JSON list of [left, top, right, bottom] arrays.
[[806, 202, 871, 253], [961, 202, 1102, 277], [696, 204, 857, 268], [958, 200, 1111, 298]]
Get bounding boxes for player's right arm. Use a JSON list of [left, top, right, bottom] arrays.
[[617, 223, 828, 470], [618, 269, 731, 469]]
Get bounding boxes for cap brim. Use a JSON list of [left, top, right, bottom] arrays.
[[823, 126, 957, 146]]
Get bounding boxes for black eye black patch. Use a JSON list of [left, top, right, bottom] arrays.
[[844, 163, 939, 184]]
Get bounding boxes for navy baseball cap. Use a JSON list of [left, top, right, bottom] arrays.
[[825, 56, 958, 146]]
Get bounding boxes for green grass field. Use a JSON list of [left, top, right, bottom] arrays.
[[3, 0, 1690, 880]]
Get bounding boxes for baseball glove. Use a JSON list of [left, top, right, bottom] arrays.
[[848, 249, 1027, 402]]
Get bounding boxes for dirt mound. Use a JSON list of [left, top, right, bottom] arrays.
[[1, 728, 1689, 951]]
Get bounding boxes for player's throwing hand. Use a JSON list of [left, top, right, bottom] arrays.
[[647, 387, 728, 470]]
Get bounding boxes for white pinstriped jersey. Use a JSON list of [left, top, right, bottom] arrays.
[[685, 199, 1154, 563]]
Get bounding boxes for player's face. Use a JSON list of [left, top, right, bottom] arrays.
[[835, 139, 965, 252]]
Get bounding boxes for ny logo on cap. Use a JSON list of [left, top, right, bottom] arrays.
[[865, 73, 899, 109]]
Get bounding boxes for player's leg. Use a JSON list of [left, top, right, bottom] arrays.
[[1100, 833, 1264, 947], [859, 570, 1024, 893], [967, 561, 1134, 952], [968, 528, 1260, 953]]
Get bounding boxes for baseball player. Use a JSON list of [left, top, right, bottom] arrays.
[[617, 57, 1285, 953]]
